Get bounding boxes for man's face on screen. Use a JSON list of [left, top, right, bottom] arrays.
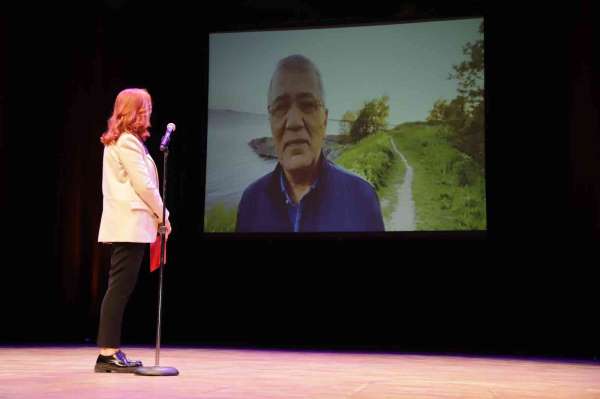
[[268, 69, 328, 173]]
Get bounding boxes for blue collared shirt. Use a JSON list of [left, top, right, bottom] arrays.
[[279, 169, 320, 233], [236, 155, 385, 233]]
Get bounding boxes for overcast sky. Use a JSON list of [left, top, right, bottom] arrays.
[[209, 17, 483, 125]]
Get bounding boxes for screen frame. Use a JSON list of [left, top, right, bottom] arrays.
[[200, 14, 488, 241]]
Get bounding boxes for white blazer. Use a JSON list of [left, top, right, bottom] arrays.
[[98, 132, 169, 243]]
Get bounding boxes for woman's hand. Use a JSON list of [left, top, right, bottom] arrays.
[[158, 220, 171, 239], [166, 218, 172, 239]]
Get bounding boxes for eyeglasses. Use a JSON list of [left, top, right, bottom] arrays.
[[268, 96, 324, 119]]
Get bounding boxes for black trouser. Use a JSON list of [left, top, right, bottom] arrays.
[[97, 242, 146, 348]]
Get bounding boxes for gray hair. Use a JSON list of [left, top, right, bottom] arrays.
[[267, 54, 325, 106]]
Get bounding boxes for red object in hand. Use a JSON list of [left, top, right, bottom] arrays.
[[150, 235, 167, 272]]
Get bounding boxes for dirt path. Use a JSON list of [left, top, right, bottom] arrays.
[[386, 138, 416, 231]]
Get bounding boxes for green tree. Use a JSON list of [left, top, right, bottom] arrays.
[[427, 99, 449, 123], [427, 96, 468, 132], [451, 22, 484, 168], [349, 95, 390, 142], [339, 110, 357, 136], [429, 21, 484, 169], [444, 96, 468, 133], [450, 21, 484, 115], [457, 100, 485, 166]]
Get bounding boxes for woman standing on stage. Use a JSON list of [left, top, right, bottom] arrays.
[[95, 88, 171, 373]]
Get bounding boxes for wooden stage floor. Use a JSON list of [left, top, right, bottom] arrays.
[[0, 346, 599, 398]]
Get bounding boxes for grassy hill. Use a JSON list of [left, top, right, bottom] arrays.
[[335, 132, 405, 222], [389, 122, 486, 230]]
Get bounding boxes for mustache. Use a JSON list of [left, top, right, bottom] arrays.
[[283, 138, 310, 151]]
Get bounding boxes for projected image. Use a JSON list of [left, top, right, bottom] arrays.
[[205, 18, 485, 232]]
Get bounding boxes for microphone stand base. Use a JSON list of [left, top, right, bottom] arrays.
[[135, 366, 179, 376]]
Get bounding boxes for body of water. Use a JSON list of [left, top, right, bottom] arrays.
[[205, 109, 276, 211]]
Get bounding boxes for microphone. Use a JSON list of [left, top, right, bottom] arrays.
[[160, 122, 176, 152]]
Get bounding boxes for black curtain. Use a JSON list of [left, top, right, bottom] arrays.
[[2, 1, 599, 358]]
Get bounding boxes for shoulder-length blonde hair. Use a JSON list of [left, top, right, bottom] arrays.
[[100, 88, 152, 145]]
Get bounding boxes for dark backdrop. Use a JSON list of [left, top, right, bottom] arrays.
[[1, 1, 599, 359]]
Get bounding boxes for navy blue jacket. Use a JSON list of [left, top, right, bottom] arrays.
[[236, 157, 385, 232]]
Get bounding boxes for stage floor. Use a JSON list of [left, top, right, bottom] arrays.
[[0, 346, 599, 398]]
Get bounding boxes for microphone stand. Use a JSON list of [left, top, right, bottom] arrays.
[[135, 140, 179, 377]]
